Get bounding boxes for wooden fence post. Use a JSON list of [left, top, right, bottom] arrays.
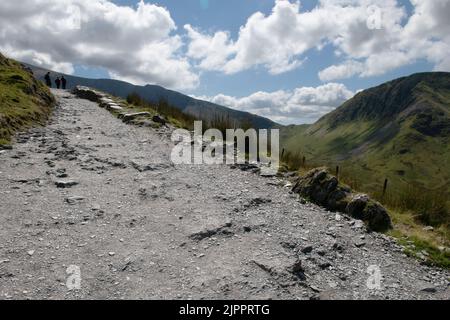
[[382, 179, 388, 197]]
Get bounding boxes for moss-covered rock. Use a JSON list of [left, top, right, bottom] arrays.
[[292, 167, 351, 212], [347, 194, 392, 232], [292, 168, 392, 232]]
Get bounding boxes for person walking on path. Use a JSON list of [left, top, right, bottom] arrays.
[[61, 76, 67, 90], [45, 72, 52, 88], [55, 77, 61, 89]]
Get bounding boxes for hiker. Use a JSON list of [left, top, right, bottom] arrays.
[[55, 77, 61, 89], [61, 76, 67, 90], [44, 72, 52, 87]]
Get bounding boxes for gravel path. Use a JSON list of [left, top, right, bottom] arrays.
[[0, 89, 448, 300]]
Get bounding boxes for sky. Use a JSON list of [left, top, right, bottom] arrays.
[[0, 0, 449, 124]]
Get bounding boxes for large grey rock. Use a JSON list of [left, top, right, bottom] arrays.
[[106, 104, 123, 111], [346, 194, 392, 232], [72, 86, 100, 102], [55, 180, 79, 188], [292, 168, 392, 232]]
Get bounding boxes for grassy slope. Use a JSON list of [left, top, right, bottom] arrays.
[[0, 54, 55, 145]]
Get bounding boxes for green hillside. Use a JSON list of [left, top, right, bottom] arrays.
[[281, 73, 450, 266], [282, 73, 450, 196], [0, 53, 55, 145]]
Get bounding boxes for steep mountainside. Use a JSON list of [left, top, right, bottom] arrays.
[[0, 54, 54, 145], [281, 72, 450, 193], [26, 64, 278, 129]]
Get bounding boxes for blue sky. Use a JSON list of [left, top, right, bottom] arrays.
[[1, 0, 449, 124]]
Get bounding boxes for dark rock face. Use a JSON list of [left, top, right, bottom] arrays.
[[411, 111, 450, 137], [292, 168, 392, 232]]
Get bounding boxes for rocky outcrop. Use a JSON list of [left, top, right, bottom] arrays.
[[73, 86, 124, 112], [346, 194, 392, 232], [72, 87, 172, 128], [292, 168, 392, 232], [72, 86, 101, 102]]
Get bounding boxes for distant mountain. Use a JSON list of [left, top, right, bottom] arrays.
[[25, 64, 278, 129], [282, 72, 450, 193]]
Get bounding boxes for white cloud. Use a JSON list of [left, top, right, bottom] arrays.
[[0, 0, 199, 90], [184, 24, 235, 71], [185, 0, 450, 80], [319, 60, 364, 82], [185, 0, 323, 75], [195, 83, 355, 124], [319, 0, 450, 80]]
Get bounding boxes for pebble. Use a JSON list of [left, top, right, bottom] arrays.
[[301, 245, 313, 254], [55, 180, 79, 188], [354, 241, 366, 248]]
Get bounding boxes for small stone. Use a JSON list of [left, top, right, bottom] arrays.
[[55, 180, 78, 188], [291, 260, 304, 274], [333, 242, 345, 252], [301, 245, 313, 254], [318, 259, 332, 269], [354, 241, 366, 248], [27, 250, 35, 256], [310, 285, 321, 293], [0, 145, 13, 150], [421, 286, 437, 293], [65, 196, 85, 204], [108, 252, 116, 256]]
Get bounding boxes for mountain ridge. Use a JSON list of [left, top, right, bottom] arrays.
[[318, 72, 450, 131], [25, 63, 279, 129]]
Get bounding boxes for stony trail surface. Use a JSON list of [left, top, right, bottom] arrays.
[[0, 89, 448, 300]]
